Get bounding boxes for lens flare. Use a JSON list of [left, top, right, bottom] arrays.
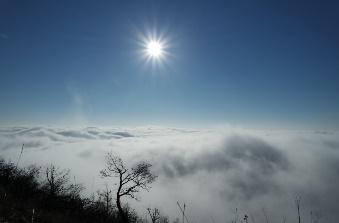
[[147, 41, 163, 58]]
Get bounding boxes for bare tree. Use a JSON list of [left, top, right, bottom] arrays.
[[147, 208, 161, 223], [100, 152, 157, 223], [177, 202, 189, 223], [232, 208, 238, 223], [44, 164, 70, 196], [68, 181, 84, 199], [243, 214, 249, 223], [16, 144, 24, 168], [295, 196, 302, 223], [98, 184, 114, 216]]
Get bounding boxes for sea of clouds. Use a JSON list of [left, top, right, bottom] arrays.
[[0, 126, 339, 223]]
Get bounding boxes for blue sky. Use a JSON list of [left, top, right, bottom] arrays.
[[0, 0, 338, 128]]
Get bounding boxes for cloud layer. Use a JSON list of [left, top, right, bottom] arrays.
[[0, 126, 338, 223]]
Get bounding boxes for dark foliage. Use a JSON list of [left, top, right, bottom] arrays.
[[0, 157, 143, 223]]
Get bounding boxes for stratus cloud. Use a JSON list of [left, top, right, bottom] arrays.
[[158, 135, 289, 202], [0, 126, 338, 223], [160, 135, 289, 177]]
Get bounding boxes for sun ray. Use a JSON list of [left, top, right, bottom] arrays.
[[133, 26, 174, 74]]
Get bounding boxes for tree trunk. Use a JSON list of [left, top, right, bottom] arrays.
[[116, 194, 128, 223], [116, 170, 128, 223], [298, 206, 301, 223]]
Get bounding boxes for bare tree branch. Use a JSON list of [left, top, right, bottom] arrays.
[[100, 152, 157, 223]]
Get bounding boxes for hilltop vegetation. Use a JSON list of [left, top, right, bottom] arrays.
[[0, 156, 170, 223], [0, 152, 323, 223]]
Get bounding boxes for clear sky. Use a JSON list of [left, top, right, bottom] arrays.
[[1, 0, 338, 128]]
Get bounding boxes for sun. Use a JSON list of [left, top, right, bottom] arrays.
[[137, 28, 170, 67], [146, 41, 163, 58]]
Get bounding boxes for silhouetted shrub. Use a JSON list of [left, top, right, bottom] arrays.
[[0, 157, 125, 222]]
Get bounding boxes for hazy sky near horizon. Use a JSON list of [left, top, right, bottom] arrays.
[[1, 0, 339, 128]]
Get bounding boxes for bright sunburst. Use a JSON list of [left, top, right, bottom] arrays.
[[146, 41, 163, 58], [136, 28, 171, 71]]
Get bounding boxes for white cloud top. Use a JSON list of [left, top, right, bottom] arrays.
[[1, 126, 338, 222]]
